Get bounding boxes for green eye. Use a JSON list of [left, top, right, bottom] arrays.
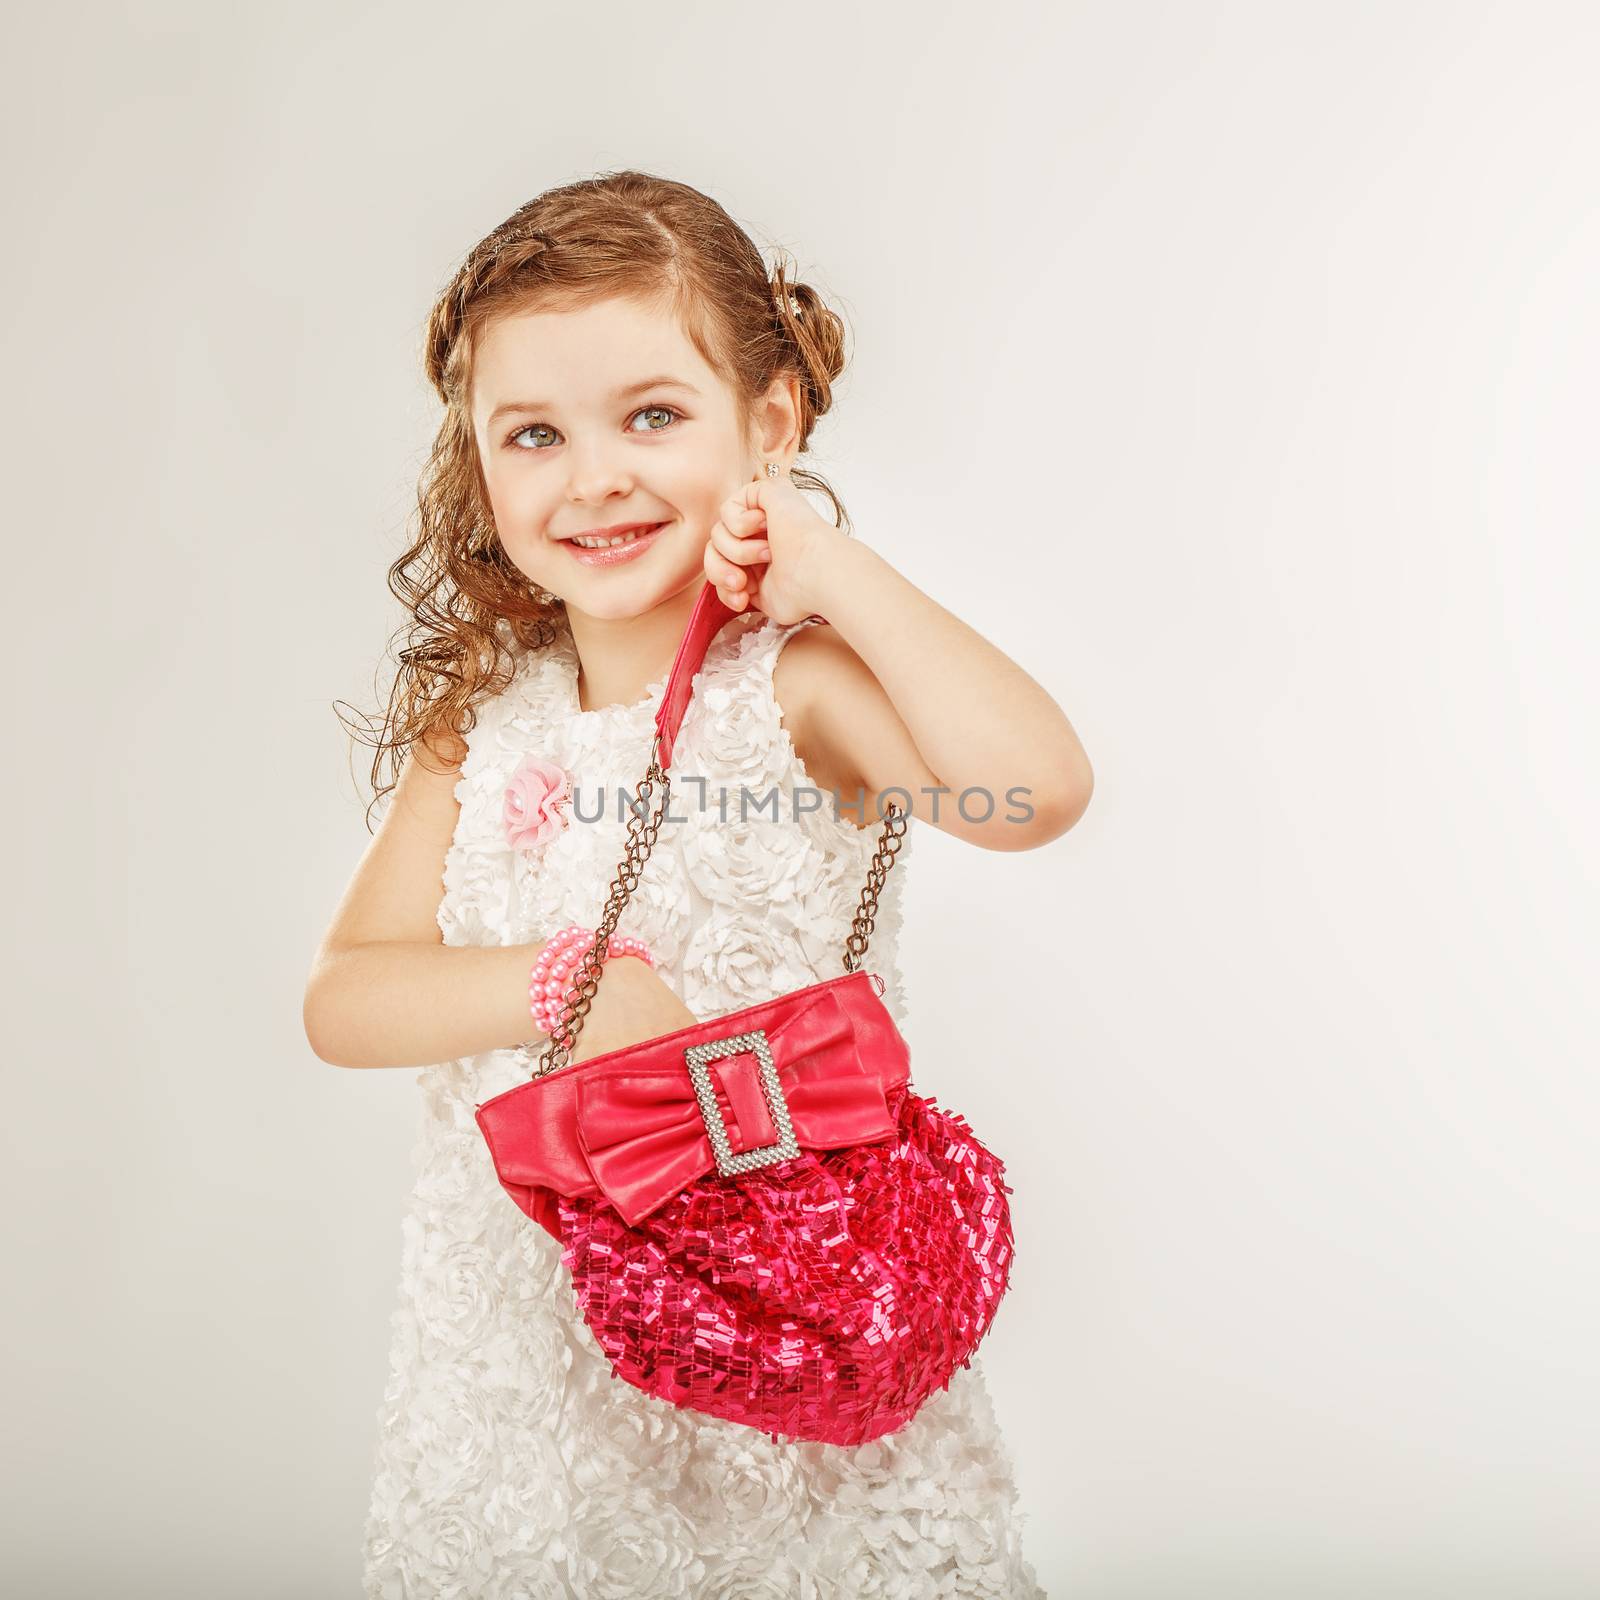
[[507, 422, 558, 450], [631, 405, 679, 433]]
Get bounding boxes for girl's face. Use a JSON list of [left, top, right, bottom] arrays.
[[470, 295, 762, 621]]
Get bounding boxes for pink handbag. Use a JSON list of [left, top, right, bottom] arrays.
[[475, 581, 1017, 1446]]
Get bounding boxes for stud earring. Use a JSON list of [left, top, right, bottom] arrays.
[[765, 461, 790, 481]]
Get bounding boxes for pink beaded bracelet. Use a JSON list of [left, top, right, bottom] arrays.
[[528, 924, 656, 1044]]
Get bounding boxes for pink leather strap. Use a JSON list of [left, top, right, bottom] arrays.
[[652, 581, 828, 771], [653, 582, 735, 772]]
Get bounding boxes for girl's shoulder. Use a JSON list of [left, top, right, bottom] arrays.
[[445, 626, 567, 778]]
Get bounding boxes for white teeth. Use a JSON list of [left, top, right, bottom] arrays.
[[572, 526, 654, 549]]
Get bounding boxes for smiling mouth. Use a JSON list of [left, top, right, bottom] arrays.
[[569, 523, 664, 549], [561, 521, 671, 569]]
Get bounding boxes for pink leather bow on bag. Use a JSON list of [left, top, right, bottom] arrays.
[[477, 974, 912, 1230]]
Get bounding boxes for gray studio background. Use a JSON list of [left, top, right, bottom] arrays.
[[4, 2, 1597, 1595]]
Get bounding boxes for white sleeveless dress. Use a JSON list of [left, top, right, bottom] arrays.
[[361, 609, 1046, 1599]]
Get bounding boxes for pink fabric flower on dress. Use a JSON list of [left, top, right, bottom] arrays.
[[503, 754, 573, 850]]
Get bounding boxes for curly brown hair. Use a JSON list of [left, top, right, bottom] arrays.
[[335, 169, 853, 833]]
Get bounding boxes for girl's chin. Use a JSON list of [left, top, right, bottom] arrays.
[[561, 559, 712, 619]]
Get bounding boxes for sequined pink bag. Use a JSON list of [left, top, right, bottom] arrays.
[[474, 581, 1016, 1446]]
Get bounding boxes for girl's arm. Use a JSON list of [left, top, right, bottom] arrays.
[[782, 537, 1094, 852], [303, 732, 694, 1069], [305, 939, 690, 1070]]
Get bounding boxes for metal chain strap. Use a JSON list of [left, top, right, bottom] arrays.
[[528, 736, 908, 1079], [532, 735, 672, 1077], [842, 802, 908, 972]]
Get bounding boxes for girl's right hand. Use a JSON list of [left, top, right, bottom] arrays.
[[562, 953, 698, 1066]]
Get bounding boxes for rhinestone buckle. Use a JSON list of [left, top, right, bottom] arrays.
[[683, 1028, 801, 1176]]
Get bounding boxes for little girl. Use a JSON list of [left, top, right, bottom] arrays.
[[307, 170, 1091, 1598]]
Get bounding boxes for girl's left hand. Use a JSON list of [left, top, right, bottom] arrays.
[[703, 471, 842, 625]]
